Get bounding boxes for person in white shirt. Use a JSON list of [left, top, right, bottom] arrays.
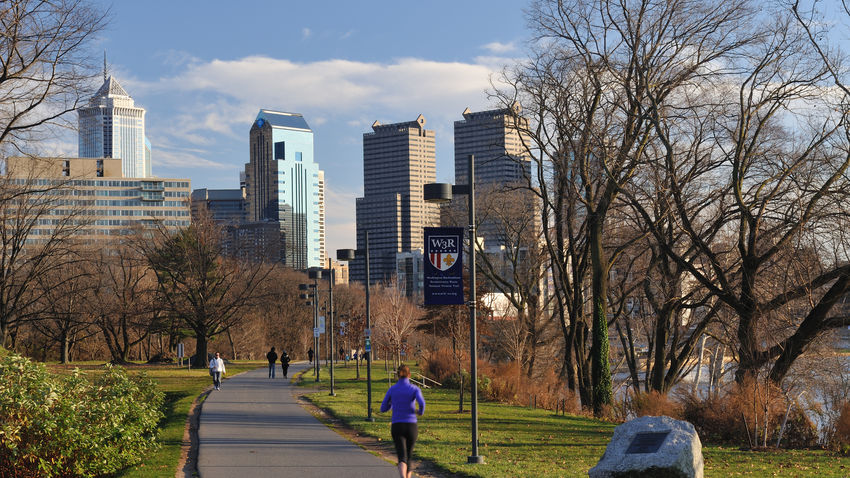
[[209, 352, 226, 390]]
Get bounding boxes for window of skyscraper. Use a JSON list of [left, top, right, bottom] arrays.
[[274, 141, 285, 160], [296, 152, 302, 162]]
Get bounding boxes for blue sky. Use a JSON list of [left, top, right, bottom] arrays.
[[72, 0, 531, 253]]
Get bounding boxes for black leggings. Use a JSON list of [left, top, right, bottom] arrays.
[[391, 422, 418, 466]]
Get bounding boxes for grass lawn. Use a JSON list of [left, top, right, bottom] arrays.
[[47, 360, 264, 477], [298, 360, 850, 478]]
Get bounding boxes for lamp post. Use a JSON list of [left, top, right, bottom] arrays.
[[315, 267, 337, 396], [299, 281, 319, 381], [424, 154, 484, 464], [336, 230, 375, 422]]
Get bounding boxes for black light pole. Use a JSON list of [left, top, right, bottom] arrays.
[[424, 154, 483, 464], [308, 269, 323, 382], [336, 230, 374, 421], [299, 282, 318, 380], [328, 268, 336, 396]]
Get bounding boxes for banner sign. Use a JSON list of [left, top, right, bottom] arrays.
[[318, 316, 325, 334], [424, 227, 464, 305]]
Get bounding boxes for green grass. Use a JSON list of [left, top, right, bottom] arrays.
[[299, 361, 850, 477], [48, 360, 264, 477]]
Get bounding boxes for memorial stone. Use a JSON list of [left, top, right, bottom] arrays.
[[588, 415, 703, 478]]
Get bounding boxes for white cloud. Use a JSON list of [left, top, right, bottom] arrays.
[[482, 41, 517, 54], [302, 28, 312, 39], [148, 56, 505, 122], [153, 147, 231, 170]]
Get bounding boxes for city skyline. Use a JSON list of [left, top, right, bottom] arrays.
[[41, 0, 530, 255]]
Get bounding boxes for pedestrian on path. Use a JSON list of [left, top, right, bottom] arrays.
[[209, 352, 226, 390], [280, 350, 290, 378], [380, 364, 425, 478], [308, 347, 314, 364], [266, 347, 278, 378]]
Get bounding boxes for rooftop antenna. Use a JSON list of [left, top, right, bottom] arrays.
[[103, 51, 107, 82]]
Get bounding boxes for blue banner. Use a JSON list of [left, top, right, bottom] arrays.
[[424, 227, 464, 305]]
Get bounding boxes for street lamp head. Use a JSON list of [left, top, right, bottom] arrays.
[[299, 293, 311, 300], [298, 283, 310, 290], [308, 267, 323, 280], [336, 249, 356, 261], [424, 182, 453, 203]]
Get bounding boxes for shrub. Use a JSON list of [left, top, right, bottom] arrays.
[[832, 402, 850, 453], [420, 348, 460, 384], [626, 390, 683, 420], [678, 377, 817, 449], [0, 352, 164, 477]]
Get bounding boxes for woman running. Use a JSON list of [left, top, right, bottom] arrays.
[[380, 364, 425, 478]]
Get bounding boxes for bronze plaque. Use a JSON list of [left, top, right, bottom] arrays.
[[625, 431, 670, 454]]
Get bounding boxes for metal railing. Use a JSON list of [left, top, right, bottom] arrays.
[[410, 372, 442, 389]]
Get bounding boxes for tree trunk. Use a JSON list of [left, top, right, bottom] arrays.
[[590, 216, 612, 416], [458, 373, 465, 413], [650, 306, 671, 392], [693, 335, 706, 396], [196, 332, 208, 366], [227, 329, 237, 360], [60, 329, 70, 364]]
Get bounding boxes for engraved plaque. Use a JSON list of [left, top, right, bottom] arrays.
[[625, 431, 670, 454]]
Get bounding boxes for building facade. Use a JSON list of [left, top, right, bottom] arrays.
[[453, 104, 534, 252], [190, 188, 246, 224], [454, 103, 530, 185], [7, 157, 189, 242], [353, 115, 439, 285], [243, 109, 324, 269], [77, 76, 150, 178]]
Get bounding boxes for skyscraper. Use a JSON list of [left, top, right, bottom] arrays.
[[454, 103, 530, 185], [318, 170, 327, 265], [244, 109, 324, 269], [453, 104, 533, 250], [77, 75, 150, 178], [353, 115, 439, 284]]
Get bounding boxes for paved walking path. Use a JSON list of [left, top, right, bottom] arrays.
[[197, 363, 399, 478]]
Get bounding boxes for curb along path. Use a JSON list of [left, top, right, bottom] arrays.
[[197, 362, 399, 478]]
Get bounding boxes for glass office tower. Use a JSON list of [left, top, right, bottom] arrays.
[[244, 109, 323, 269]]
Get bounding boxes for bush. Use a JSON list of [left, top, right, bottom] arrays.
[[626, 390, 683, 420], [832, 402, 850, 453], [678, 377, 818, 448], [0, 352, 164, 477], [420, 348, 460, 384]]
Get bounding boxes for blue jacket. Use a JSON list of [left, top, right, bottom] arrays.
[[380, 378, 425, 423]]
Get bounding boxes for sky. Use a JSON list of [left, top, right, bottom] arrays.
[[68, 0, 532, 255]]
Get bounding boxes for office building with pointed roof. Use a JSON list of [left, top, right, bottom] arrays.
[[78, 75, 150, 178], [353, 115, 439, 285], [244, 109, 324, 269]]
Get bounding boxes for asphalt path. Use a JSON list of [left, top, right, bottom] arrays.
[[197, 362, 399, 478]]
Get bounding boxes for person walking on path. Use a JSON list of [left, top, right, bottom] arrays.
[[266, 347, 278, 378], [380, 364, 425, 478], [209, 352, 226, 390], [307, 347, 314, 364], [280, 350, 291, 378]]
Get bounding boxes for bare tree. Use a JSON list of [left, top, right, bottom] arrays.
[[372, 279, 422, 366], [0, 0, 107, 156], [0, 159, 91, 348], [500, 0, 756, 413], [620, 3, 850, 384], [141, 216, 272, 364], [31, 247, 96, 362], [87, 244, 161, 364]]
